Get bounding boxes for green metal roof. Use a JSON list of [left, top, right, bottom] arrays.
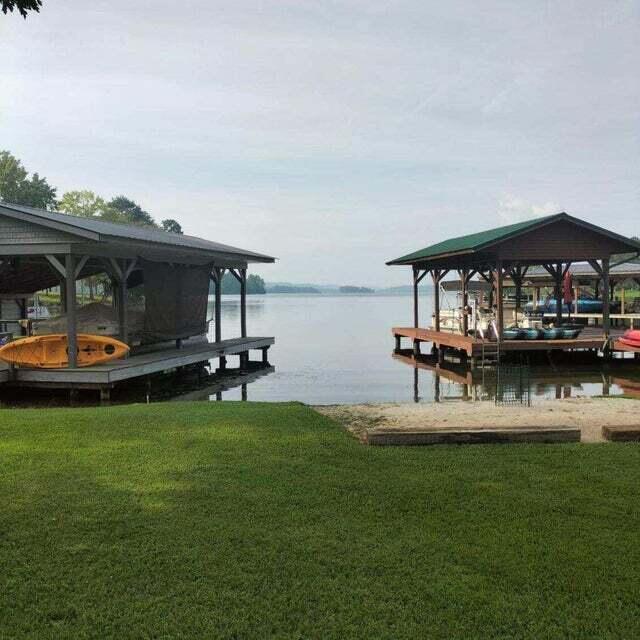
[[387, 214, 561, 265], [386, 212, 640, 267]]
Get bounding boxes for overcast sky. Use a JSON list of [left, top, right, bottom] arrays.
[[2, 1, 638, 285]]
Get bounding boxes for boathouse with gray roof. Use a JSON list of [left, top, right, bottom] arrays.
[[0, 201, 275, 401]]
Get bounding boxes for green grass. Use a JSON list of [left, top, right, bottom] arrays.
[[1, 402, 639, 639]]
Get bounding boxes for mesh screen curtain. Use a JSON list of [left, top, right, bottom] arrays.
[[142, 260, 211, 341]]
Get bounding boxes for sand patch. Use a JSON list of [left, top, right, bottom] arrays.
[[316, 397, 640, 443]]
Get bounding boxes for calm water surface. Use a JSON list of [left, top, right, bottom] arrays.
[[207, 294, 635, 404]]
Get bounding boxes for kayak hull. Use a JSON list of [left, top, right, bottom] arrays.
[[620, 337, 640, 349], [0, 334, 129, 368]]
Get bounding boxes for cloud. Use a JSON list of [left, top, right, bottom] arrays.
[[1, 0, 639, 286], [497, 195, 561, 225]]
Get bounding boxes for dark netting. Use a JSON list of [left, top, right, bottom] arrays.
[[142, 260, 211, 341]]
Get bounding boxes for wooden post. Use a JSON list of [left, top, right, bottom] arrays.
[[459, 269, 469, 336], [214, 267, 222, 343], [621, 286, 626, 315], [555, 262, 563, 327], [510, 265, 526, 327], [494, 261, 504, 339], [412, 266, 419, 329], [213, 267, 226, 370], [60, 279, 67, 313], [602, 257, 611, 346], [65, 254, 77, 368], [240, 268, 247, 338], [99, 387, 111, 406], [118, 262, 128, 345], [432, 271, 440, 332]]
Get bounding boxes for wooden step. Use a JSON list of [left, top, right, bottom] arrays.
[[602, 426, 640, 442], [365, 427, 580, 446]]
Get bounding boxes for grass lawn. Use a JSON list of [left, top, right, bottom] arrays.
[[1, 402, 639, 639]]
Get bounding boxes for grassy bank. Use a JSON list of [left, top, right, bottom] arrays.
[[1, 402, 639, 638]]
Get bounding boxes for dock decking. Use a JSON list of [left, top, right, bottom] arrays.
[[0, 336, 274, 390], [393, 326, 623, 358]]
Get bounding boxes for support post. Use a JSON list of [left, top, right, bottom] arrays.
[[213, 267, 226, 370], [602, 257, 611, 351], [494, 261, 504, 340], [214, 267, 223, 343], [261, 346, 269, 365], [412, 266, 419, 328], [240, 267, 247, 338], [118, 264, 128, 345], [555, 262, 563, 327], [432, 271, 440, 332], [60, 279, 67, 313], [510, 265, 528, 326], [99, 387, 111, 406], [412, 267, 420, 355], [459, 269, 469, 336], [240, 351, 249, 373], [65, 254, 77, 368]]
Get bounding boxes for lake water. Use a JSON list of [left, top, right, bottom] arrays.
[[205, 294, 636, 404]]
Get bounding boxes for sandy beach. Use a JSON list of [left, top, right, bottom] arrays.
[[316, 397, 640, 443]]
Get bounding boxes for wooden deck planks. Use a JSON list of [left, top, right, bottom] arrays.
[[392, 326, 610, 356], [3, 336, 274, 388]]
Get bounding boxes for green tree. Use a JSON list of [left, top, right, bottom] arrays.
[[161, 219, 183, 234], [108, 196, 156, 227], [219, 272, 266, 294], [0, 151, 57, 209], [57, 191, 120, 301], [58, 190, 120, 220], [1, 0, 42, 18]]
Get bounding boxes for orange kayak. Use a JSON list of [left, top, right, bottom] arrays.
[[0, 334, 129, 369]]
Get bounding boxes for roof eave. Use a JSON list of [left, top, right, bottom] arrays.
[[0, 203, 101, 242], [386, 248, 476, 266]]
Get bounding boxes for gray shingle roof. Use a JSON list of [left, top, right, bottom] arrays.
[[0, 201, 275, 262]]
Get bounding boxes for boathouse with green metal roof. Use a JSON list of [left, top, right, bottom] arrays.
[[387, 212, 640, 363]]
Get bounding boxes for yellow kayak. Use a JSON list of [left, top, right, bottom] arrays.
[[0, 334, 129, 369]]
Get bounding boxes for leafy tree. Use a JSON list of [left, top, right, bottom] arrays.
[[217, 272, 266, 294], [108, 195, 156, 227], [57, 191, 122, 301], [58, 190, 120, 220], [1, 0, 42, 18], [0, 151, 57, 209], [161, 219, 183, 234]]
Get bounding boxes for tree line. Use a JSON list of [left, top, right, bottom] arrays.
[[1, 150, 266, 295], [0, 150, 183, 233]]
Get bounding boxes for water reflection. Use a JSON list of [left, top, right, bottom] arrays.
[[0, 361, 275, 408], [393, 349, 635, 404]]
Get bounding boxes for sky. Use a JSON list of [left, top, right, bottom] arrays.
[[1, 0, 639, 286]]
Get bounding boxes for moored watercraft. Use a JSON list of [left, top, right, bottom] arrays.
[[0, 334, 129, 368]]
